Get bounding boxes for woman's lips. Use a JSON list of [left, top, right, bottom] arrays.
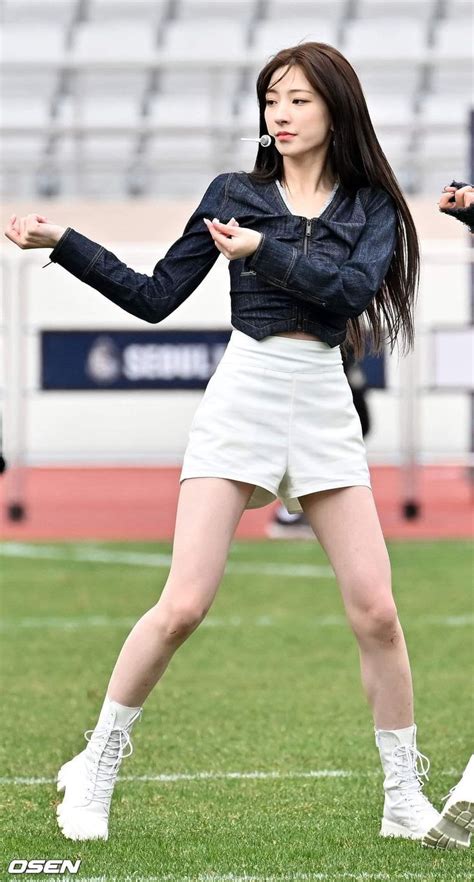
[[276, 133, 296, 140]]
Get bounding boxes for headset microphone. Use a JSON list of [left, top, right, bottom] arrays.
[[240, 134, 273, 148]]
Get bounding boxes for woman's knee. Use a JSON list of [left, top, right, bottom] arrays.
[[347, 584, 399, 643], [151, 594, 210, 643]]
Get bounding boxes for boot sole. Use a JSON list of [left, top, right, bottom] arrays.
[[56, 761, 108, 842], [422, 800, 473, 850], [380, 818, 425, 840]]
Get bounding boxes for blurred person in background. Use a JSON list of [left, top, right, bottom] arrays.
[[421, 178, 474, 851], [438, 181, 474, 232], [5, 42, 446, 846]]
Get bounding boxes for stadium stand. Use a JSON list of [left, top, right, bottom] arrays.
[[0, 0, 471, 198]]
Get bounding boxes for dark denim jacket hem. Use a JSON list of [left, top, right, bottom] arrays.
[[231, 315, 345, 346]]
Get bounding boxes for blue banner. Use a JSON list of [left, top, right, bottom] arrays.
[[41, 329, 386, 390], [41, 330, 231, 390]]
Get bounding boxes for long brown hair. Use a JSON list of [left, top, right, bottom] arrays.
[[247, 43, 419, 359]]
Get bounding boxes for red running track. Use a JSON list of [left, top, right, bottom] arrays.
[[0, 465, 472, 541]]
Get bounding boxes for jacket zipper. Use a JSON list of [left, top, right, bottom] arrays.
[[303, 218, 312, 255], [296, 218, 312, 327], [301, 216, 325, 308]]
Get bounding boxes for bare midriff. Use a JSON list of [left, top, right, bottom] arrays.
[[275, 331, 322, 341]]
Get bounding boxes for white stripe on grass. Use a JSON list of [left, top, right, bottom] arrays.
[[0, 770, 359, 786], [53, 873, 474, 882], [0, 543, 334, 579], [0, 767, 462, 787], [0, 613, 472, 631]]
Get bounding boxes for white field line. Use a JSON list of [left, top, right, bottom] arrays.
[[0, 613, 472, 631], [41, 874, 474, 882], [0, 770, 361, 786], [0, 543, 334, 579], [0, 767, 462, 787]]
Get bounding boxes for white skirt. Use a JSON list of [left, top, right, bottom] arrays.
[[180, 329, 371, 513]]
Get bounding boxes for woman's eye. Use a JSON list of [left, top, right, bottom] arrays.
[[264, 99, 307, 105]]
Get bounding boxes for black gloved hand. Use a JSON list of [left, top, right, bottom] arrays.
[[439, 180, 474, 233]]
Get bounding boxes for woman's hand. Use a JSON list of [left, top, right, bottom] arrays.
[[203, 216, 262, 260], [438, 185, 474, 211], [4, 213, 66, 250]]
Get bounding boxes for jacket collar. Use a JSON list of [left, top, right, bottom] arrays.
[[234, 171, 344, 223]]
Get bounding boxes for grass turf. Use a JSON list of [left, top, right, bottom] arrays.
[[0, 539, 472, 881]]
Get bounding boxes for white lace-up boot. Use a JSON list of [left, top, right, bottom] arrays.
[[422, 754, 474, 849], [56, 697, 142, 841], [375, 724, 441, 839]]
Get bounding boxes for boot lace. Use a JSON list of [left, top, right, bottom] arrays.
[[392, 744, 431, 811], [83, 710, 142, 805]]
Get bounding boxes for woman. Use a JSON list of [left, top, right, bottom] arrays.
[[5, 42, 441, 844]]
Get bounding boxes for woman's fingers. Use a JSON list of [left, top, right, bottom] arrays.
[[4, 213, 65, 249], [454, 185, 474, 208], [438, 192, 455, 209]]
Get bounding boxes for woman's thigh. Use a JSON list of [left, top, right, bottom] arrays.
[[158, 477, 255, 614], [299, 486, 393, 618]]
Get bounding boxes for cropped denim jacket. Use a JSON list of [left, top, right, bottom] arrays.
[[46, 171, 398, 348]]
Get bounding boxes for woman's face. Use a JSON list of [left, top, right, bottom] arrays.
[[263, 64, 333, 158]]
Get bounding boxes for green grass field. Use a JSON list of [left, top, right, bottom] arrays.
[[0, 539, 473, 882]]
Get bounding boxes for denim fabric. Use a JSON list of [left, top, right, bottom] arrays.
[[46, 171, 398, 348]]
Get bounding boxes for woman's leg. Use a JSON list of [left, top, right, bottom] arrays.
[[57, 477, 255, 842], [107, 476, 256, 707], [299, 485, 412, 729], [299, 486, 440, 839]]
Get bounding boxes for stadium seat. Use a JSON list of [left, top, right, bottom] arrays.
[[51, 134, 140, 197], [147, 94, 234, 130], [429, 63, 473, 100], [53, 133, 139, 161], [253, 19, 338, 57], [1, 25, 66, 62], [158, 68, 242, 98], [236, 94, 261, 130], [266, 0, 347, 18], [419, 95, 471, 129], [0, 135, 50, 198], [364, 95, 416, 129], [146, 133, 218, 164], [444, 0, 473, 16], [418, 130, 468, 164], [69, 70, 149, 100], [1, 134, 48, 162], [1, 100, 52, 131], [148, 168, 221, 198], [2, 0, 76, 23], [344, 19, 428, 59], [86, 0, 166, 21], [55, 96, 144, 130], [432, 19, 472, 61], [1, 71, 59, 100], [356, 0, 436, 18], [376, 130, 412, 158], [416, 159, 470, 196], [356, 63, 420, 98], [176, 0, 256, 19], [71, 21, 157, 63], [160, 20, 248, 61]]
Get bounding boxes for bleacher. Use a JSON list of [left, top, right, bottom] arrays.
[[0, 0, 471, 199]]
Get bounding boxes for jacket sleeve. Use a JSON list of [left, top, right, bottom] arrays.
[[45, 172, 230, 323], [246, 189, 398, 318]]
